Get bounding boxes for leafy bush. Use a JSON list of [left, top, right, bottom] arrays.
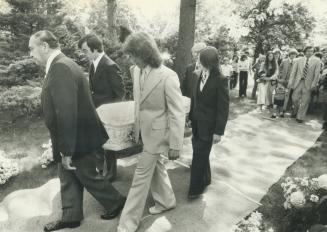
[[0, 58, 42, 86], [0, 150, 20, 185], [0, 86, 42, 120]]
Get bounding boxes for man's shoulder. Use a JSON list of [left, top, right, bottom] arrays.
[[100, 54, 118, 67]]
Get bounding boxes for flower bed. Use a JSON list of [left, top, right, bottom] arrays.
[[0, 150, 20, 185]]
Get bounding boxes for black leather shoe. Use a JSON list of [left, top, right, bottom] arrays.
[[44, 220, 80, 232], [188, 193, 200, 200], [296, 119, 303, 123], [101, 197, 126, 220]]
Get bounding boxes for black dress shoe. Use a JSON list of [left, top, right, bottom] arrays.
[[44, 220, 80, 232], [296, 119, 303, 123], [101, 197, 126, 220], [188, 193, 200, 200]]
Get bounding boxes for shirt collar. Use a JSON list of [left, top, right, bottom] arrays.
[[45, 50, 61, 75], [93, 52, 105, 71]]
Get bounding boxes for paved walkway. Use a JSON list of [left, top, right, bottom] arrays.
[[0, 110, 323, 232]]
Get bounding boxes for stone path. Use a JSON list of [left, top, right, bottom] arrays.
[[0, 110, 323, 232]]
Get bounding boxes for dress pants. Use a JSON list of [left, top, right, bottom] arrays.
[[283, 89, 293, 112], [189, 120, 213, 195], [117, 152, 176, 232], [292, 80, 311, 120], [239, 71, 248, 97], [95, 148, 117, 180], [59, 153, 125, 222]]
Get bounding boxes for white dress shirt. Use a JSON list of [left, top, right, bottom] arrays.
[[93, 52, 105, 72], [200, 70, 210, 91], [45, 50, 62, 76]]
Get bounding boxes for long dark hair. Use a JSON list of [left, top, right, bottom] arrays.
[[264, 51, 276, 72], [199, 46, 220, 75], [123, 32, 162, 68]]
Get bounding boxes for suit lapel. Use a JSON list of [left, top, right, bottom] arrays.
[[140, 67, 163, 104]]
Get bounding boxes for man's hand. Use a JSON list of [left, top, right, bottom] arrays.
[[212, 134, 221, 144], [168, 149, 180, 161], [62, 156, 76, 170]]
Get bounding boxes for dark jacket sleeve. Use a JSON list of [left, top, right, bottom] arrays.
[[48, 64, 78, 157], [107, 64, 125, 101], [215, 77, 229, 135]]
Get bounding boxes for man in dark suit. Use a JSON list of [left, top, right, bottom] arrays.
[[78, 34, 125, 181], [29, 30, 126, 232]]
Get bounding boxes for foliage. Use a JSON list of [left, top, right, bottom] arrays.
[[0, 0, 65, 52], [0, 150, 20, 185], [0, 86, 42, 120], [232, 211, 274, 232], [239, 0, 315, 58]]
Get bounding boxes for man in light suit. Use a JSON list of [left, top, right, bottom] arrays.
[[278, 48, 298, 114], [117, 32, 185, 232], [288, 46, 321, 122], [78, 34, 125, 181], [29, 30, 126, 232]]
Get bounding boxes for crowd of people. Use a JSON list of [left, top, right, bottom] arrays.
[[196, 45, 327, 127], [26, 27, 327, 232]]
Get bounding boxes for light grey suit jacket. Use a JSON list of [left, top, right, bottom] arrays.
[[288, 56, 321, 90], [278, 58, 293, 86], [131, 64, 185, 154]]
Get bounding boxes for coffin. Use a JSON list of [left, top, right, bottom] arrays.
[[96, 97, 191, 152]]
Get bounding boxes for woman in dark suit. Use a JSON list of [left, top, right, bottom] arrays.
[[188, 46, 229, 199]]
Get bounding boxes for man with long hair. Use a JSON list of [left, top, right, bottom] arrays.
[[117, 32, 185, 232]]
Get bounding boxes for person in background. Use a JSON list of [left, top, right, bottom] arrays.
[[273, 48, 283, 66], [221, 57, 233, 90], [257, 51, 278, 110], [320, 47, 327, 130], [188, 46, 229, 199], [181, 42, 207, 98], [251, 54, 265, 99], [29, 30, 126, 232], [277, 48, 298, 116], [238, 54, 251, 97], [117, 32, 185, 232], [288, 46, 321, 123], [230, 54, 239, 89], [78, 34, 125, 182]]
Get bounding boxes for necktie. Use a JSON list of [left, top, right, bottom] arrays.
[[200, 72, 208, 91], [89, 63, 95, 90], [302, 58, 309, 80]]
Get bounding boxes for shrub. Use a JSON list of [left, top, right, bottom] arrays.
[[0, 58, 42, 86], [0, 86, 42, 120], [0, 150, 20, 185]]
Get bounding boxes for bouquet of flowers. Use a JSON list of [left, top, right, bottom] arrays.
[[281, 176, 327, 231], [0, 150, 20, 185], [39, 140, 54, 168], [281, 177, 321, 210], [232, 211, 274, 232]]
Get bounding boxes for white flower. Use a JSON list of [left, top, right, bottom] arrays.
[[289, 191, 306, 208], [318, 174, 327, 190], [301, 179, 309, 187], [283, 201, 291, 209], [310, 194, 319, 203]]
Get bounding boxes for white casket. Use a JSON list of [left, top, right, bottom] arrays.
[[96, 97, 191, 151], [97, 101, 135, 151]]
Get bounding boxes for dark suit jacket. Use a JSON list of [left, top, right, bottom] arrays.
[[181, 62, 199, 99], [189, 69, 229, 140], [41, 53, 109, 162], [90, 55, 125, 107]]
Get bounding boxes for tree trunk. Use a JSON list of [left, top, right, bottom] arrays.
[[107, 0, 118, 44], [174, 0, 196, 82]]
